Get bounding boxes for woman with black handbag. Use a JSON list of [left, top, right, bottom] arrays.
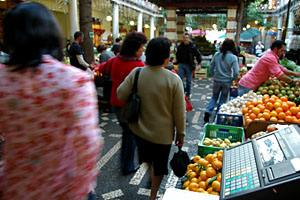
[[98, 31, 147, 175], [117, 37, 186, 200]]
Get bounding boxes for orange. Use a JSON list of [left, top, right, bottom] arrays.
[[257, 113, 263, 119], [257, 99, 263, 105], [199, 158, 209, 167], [280, 96, 288, 102], [249, 113, 257, 120], [270, 111, 277, 118], [290, 106, 299, 115], [271, 95, 278, 100], [265, 102, 273, 110], [263, 94, 270, 102], [192, 163, 201, 173], [187, 164, 194, 171], [245, 102, 251, 107], [217, 152, 223, 161], [217, 173, 222, 182], [200, 170, 208, 181], [275, 107, 283, 113], [251, 100, 258, 106], [212, 159, 223, 170], [248, 105, 254, 111], [185, 186, 190, 191], [246, 118, 252, 126], [278, 119, 285, 122], [252, 107, 260, 115], [205, 154, 217, 164], [292, 116, 298, 123], [193, 155, 201, 163], [188, 171, 197, 179], [262, 112, 270, 121], [259, 105, 265, 112], [270, 117, 278, 121], [189, 182, 199, 191], [207, 186, 213, 194], [196, 188, 205, 193], [287, 101, 296, 108], [190, 177, 198, 183], [212, 180, 221, 192], [259, 118, 265, 121], [198, 181, 207, 190], [273, 102, 282, 109], [206, 167, 217, 178], [264, 109, 271, 113], [183, 180, 190, 188], [268, 98, 275, 104], [285, 115, 293, 122], [285, 110, 292, 116], [242, 107, 248, 114], [296, 112, 300, 119], [282, 102, 289, 111], [278, 112, 286, 120], [211, 191, 220, 196]]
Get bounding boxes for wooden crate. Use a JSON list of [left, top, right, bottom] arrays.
[[195, 68, 207, 79]]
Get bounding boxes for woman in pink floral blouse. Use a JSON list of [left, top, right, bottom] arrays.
[[0, 3, 103, 199]]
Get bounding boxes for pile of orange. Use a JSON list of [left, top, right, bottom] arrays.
[[243, 94, 300, 126], [183, 150, 223, 196]]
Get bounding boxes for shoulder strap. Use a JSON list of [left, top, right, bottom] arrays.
[[107, 57, 116, 76], [133, 67, 142, 93]]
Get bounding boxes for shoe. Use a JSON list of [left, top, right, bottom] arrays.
[[122, 166, 140, 176], [204, 112, 210, 124]]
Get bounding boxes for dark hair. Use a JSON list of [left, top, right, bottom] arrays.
[[146, 37, 171, 66], [219, 38, 238, 59], [74, 31, 83, 40], [97, 44, 107, 53], [270, 40, 286, 50], [116, 37, 121, 43], [3, 2, 63, 71], [184, 32, 191, 38], [119, 31, 147, 57]]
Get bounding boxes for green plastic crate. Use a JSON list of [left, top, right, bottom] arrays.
[[198, 124, 244, 157], [201, 65, 210, 77]]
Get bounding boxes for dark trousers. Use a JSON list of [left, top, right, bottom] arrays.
[[112, 106, 136, 173]]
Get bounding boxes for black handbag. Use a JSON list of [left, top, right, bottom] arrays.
[[95, 58, 115, 101], [170, 146, 191, 177], [119, 68, 142, 124]]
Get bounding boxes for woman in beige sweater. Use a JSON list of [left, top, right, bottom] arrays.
[[117, 37, 186, 200]]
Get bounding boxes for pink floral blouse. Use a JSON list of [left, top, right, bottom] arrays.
[[0, 55, 103, 200]]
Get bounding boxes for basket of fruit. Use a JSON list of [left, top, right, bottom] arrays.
[[198, 124, 244, 157]]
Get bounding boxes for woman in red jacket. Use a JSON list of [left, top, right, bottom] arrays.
[[99, 31, 147, 175]]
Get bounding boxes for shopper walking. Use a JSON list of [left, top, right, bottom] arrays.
[[204, 38, 239, 123], [97, 44, 115, 63], [98, 31, 147, 175], [111, 37, 122, 55], [69, 31, 93, 71], [0, 3, 103, 200], [117, 37, 186, 200], [176, 33, 202, 98]]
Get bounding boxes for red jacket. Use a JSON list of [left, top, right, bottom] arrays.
[[97, 55, 145, 107]]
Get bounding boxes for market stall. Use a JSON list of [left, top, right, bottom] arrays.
[[173, 56, 300, 199]]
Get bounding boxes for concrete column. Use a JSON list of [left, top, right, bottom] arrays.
[[261, 18, 268, 44], [113, 2, 119, 44], [150, 16, 155, 39], [277, 15, 283, 40], [176, 13, 185, 44], [137, 12, 143, 32], [69, 0, 79, 41], [286, 11, 295, 42], [280, 0, 284, 7], [226, 7, 237, 40], [166, 8, 176, 49]]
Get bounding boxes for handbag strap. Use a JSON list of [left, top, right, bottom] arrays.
[[132, 67, 142, 93], [104, 57, 116, 77]]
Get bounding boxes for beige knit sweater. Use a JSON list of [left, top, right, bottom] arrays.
[[117, 66, 186, 145]]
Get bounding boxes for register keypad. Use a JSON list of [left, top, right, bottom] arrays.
[[224, 142, 260, 196]]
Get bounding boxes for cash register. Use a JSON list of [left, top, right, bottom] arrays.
[[220, 125, 300, 200]]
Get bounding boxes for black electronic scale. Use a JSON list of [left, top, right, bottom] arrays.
[[220, 125, 300, 200]]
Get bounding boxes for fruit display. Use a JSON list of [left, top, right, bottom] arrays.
[[256, 77, 300, 102], [219, 90, 262, 115], [279, 58, 300, 72], [250, 124, 278, 139], [243, 94, 300, 126], [202, 137, 241, 148], [183, 150, 223, 196]]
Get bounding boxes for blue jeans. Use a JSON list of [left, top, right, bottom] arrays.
[[178, 63, 193, 96], [205, 81, 231, 115], [112, 106, 136, 173], [238, 84, 252, 96]]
